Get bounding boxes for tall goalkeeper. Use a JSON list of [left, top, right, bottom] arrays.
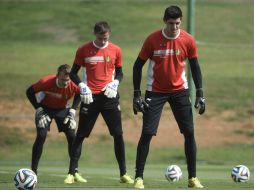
[[132, 5, 206, 189]]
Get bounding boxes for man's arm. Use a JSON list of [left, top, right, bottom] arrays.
[[132, 57, 149, 114], [189, 57, 206, 114], [70, 64, 82, 85], [133, 57, 146, 91], [26, 85, 51, 128], [64, 93, 80, 130], [70, 63, 93, 104], [115, 67, 123, 83], [71, 93, 81, 109], [189, 57, 202, 90], [26, 86, 40, 109]]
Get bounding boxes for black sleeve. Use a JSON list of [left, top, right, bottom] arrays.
[[26, 86, 40, 109], [71, 93, 80, 110], [133, 57, 146, 90], [70, 64, 82, 85], [189, 57, 203, 90], [115, 67, 123, 82]]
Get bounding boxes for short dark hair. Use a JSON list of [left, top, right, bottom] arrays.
[[163, 5, 182, 21], [57, 64, 71, 75], [94, 21, 111, 34]]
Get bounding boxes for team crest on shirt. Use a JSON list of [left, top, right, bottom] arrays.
[[105, 55, 111, 62], [64, 95, 69, 100], [175, 49, 181, 55]]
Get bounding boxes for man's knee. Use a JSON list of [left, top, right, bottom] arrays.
[[37, 129, 47, 140], [182, 127, 194, 138]]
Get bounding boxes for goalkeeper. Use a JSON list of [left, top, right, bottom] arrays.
[[64, 21, 133, 184], [132, 5, 206, 189], [26, 64, 80, 175]]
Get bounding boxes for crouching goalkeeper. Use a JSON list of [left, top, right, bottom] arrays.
[[26, 64, 80, 175]]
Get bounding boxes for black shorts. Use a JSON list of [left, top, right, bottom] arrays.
[[35, 106, 71, 132], [77, 93, 122, 137], [142, 89, 194, 135]]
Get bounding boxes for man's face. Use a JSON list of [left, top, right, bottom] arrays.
[[164, 18, 181, 37], [57, 71, 70, 88], [94, 32, 110, 47]]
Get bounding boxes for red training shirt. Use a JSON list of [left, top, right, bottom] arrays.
[[74, 41, 122, 94], [139, 29, 198, 93], [32, 75, 80, 109]]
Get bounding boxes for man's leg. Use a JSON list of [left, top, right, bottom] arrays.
[[64, 134, 86, 184], [183, 128, 196, 178], [31, 128, 47, 174], [102, 97, 133, 184], [170, 90, 203, 188], [135, 133, 153, 179], [63, 129, 76, 160], [135, 92, 167, 189], [65, 103, 99, 184], [113, 134, 126, 176]]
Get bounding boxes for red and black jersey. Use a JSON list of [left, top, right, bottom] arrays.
[[139, 29, 198, 93], [32, 75, 80, 109], [73, 41, 122, 94]]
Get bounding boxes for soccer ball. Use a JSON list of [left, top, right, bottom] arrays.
[[14, 168, 37, 190], [165, 165, 182, 182], [231, 165, 250, 183]]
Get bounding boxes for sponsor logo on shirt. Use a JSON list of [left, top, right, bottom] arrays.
[[85, 56, 104, 64], [153, 48, 181, 57]]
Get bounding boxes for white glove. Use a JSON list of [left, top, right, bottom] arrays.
[[63, 108, 76, 130], [79, 82, 93, 104], [102, 80, 119, 98], [35, 107, 51, 128]]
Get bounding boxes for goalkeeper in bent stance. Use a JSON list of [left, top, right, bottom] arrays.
[[26, 64, 80, 175], [64, 21, 133, 184]]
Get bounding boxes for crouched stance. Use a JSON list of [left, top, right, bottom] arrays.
[[26, 64, 80, 175]]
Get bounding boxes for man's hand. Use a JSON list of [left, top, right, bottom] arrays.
[[79, 82, 93, 104], [102, 80, 119, 98], [133, 90, 149, 115], [35, 107, 51, 128], [194, 89, 206, 115], [63, 108, 76, 130]]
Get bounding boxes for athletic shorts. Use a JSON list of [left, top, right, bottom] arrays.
[[35, 106, 71, 132], [77, 93, 122, 137], [142, 89, 194, 135]]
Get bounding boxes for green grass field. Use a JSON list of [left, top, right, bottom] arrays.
[[0, 137, 253, 189], [0, 0, 254, 189], [1, 164, 253, 190]]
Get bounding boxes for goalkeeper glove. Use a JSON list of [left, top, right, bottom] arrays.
[[133, 90, 149, 115], [194, 89, 206, 115], [79, 82, 93, 104], [63, 108, 76, 130], [102, 80, 119, 98], [35, 107, 51, 128]]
